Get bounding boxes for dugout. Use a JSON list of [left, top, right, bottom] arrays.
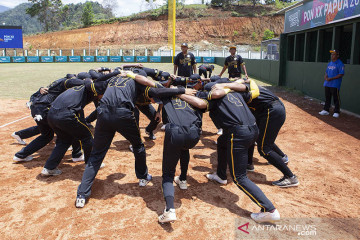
[[277, 0, 360, 115]]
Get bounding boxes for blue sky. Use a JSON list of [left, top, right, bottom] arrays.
[[0, 0, 210, 17]]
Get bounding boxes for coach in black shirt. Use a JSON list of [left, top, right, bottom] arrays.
[[174, 43, 196, 77], [219, 46, 248, 79]]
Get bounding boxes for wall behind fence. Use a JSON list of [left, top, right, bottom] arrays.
[[284, 61, 360, 115], [245, 59, 280, 85]]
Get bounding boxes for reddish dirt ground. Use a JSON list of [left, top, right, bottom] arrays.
[[0, 87, 359, 239]]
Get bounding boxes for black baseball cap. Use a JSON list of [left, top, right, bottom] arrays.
[[330, 49, 339, 54], [132, 69, 147, 77], [204, 82, 216, 91], [210, 75, 221, 82], [187, 74, 201, 88], [77, 72, 91, 80], [66, 74, 76, 79], [159, 72, 171, 84], [181, 43, 188, 47]]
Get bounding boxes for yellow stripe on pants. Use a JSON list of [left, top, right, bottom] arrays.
[[230, 133, 266, 212], [261, 109, 270, 156]]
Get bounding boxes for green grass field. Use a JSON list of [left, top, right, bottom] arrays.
[[0, 62, 269, 99]]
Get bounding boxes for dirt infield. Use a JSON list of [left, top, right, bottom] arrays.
[[0, 87, 359, 239]]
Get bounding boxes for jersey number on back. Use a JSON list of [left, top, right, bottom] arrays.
[[227, 93, 243, 107]]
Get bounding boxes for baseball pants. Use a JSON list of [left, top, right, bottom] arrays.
[[45, 108, 93, 170], [15, 126, 40, 139], [77, 105, 148, 198], [216, 124, 275, 212], [162, 123, 200, 210], [254, 100, 293, 178], [134, 104, 159, 133]]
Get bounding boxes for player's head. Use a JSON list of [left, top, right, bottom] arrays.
[[159, 72, 172, 88], [77, 72, 91, 80], [229, 46, 236, 55], [187, 74, 202, 90], [132, 69, 147, 77], [66, 74, 76, 79], [181, 43, 188, 53], [204, 82, 216, 92], [210, 75, 221, 82], [330, 49, 339, 61], [210, 65, 215, 70]]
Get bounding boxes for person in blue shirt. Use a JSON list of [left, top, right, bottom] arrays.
[[319, 49, 345, 118]]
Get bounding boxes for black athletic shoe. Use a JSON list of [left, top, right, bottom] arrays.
[[75, 195, 87, 208], [247, 164, 255, 172], [272, 175, 299, 188], [145, 130, 156, 140]]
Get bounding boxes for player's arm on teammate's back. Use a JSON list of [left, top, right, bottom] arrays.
[[179, 94, 207, 109], [126, 71, 156, 87], [95, 69, 121, 82], [148, 87, 196, 99]]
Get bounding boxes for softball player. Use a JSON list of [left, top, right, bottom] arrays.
[[181, 81, 280, 223], [158, 75, 204, 223], [13, 75, 86, 163], [209, 81, 299, 188], [75, 70, 193, 208], [41, 71, 118, 176], [219, 46, 248, 79]]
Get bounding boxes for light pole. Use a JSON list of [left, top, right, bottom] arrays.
[[86, 32, 92, 55]]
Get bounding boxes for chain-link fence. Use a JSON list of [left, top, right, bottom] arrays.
[[0, 48, 264, 59]]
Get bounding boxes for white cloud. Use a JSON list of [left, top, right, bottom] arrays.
[[1, 0, 211, 16]]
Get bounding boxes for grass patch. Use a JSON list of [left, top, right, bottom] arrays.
[[0, 62, 274, 100]]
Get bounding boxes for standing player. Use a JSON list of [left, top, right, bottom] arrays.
[[174, 43, 197, 77], [319, 49, 345, 118], [219, 46, 248, 79]]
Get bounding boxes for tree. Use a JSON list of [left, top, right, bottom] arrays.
[[263, 29, 275, 40], [102, 0, 118, 17], [26, 0, 63, 32], [81, 2, 94, 27]]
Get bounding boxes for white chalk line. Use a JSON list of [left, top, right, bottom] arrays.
[[0, 115, 31, 128]]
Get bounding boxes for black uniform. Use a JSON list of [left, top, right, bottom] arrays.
[[224, 54, 244, 78], [14, 126, 40, 140], [203, 84, 275, 212], [15, 77, 85, 160], [77, 76, 185, 199], [198, 64, 213, 78], [44, 81, 107, 170], [244, 86, 294, 178], [174, 52, 196, 77], [44, 72, 117, 170], [161, 91, 206, 210]]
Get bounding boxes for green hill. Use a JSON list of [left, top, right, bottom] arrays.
[[0, 2, 113, 35]]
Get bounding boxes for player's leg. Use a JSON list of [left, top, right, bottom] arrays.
[[206, 132, 228, 184], [332, 87, 341, 114], [138, 104, 158, 139], [115, 108, 149, 181], [14, 120, 54, 161], [159, 126, 182, 223], [323, 86, 331, 112], [256, 105, 298, 187], [227, 125, 277, 215], [71, 140, 83, 160], [13, 125, 40, 144], [77, 111, 115, 202]]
